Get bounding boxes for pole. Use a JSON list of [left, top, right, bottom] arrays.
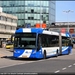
[[40, 1, 42, 28], [63, 10, 74, 33], [59, 32, 62, 55], [67, 12, 69, 32]]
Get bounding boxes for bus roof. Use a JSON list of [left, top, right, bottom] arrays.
[[15, 28, 70, 37]]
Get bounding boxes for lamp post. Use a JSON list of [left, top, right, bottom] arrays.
[[63, 10, 74, 32], [40, 2, 42, 28]]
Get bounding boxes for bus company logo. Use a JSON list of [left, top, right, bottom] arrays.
[[25, 51, 28, 53], [14, 51, 20, 53]]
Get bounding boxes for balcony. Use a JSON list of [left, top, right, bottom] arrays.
[[0, 20, 17, 27], [0, 29, 15, 34]]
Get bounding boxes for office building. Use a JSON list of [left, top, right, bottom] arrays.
[[0, 7, 17, 43], [0, 1, 55, 27]]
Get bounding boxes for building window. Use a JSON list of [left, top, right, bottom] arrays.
[[4, 25, 6, 29], [31, 9, 34, 13], [1, 16, 5, 21], [7, 18, 11, 22], [1, 24, 5, 29], [11, 26, 12, 30], [42, 8, 46, 14], [28, 17, 30, 20], [12, 19, 17, 23], [6, 26, 11, 30], [31, 17, 34, 20], [11, 26, 16, 30]]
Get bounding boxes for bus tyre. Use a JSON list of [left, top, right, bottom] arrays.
[[44, 50, 46, 59], [56, 49, 58, 57]]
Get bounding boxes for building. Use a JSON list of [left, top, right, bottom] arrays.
[[50, 22, 75, 44], [49, 22, 75, 33], [0, 1, 55, 27], [0, 7, 17, 47], [55, 22, 75, 26]]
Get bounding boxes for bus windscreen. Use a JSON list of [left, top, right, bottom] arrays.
[[14, 33, 36, 49]]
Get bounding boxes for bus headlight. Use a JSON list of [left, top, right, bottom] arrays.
[[14, 51, 20, 53]]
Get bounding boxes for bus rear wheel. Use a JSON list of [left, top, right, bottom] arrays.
[[43, 50, 46, 59]]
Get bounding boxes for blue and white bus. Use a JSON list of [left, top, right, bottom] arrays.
[[13, 28, 72, 59]]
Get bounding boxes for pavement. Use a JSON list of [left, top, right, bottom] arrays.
[[0, 48, 5, 58], [0, 48, 13, 58], [0, 54, 4, 58]]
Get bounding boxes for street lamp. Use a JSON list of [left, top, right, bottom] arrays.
[[63, 10, 74, 32], [40, 2, 42, 28]]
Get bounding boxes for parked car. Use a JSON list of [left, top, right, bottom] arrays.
[[5, 43, 13, 49]]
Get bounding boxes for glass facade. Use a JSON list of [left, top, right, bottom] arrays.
[[0, 1, 55, 27]]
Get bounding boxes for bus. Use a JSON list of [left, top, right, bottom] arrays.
[[13, 28, 72, 59]]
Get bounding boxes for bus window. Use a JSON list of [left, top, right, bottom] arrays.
[[62, 37, 70, 46], [50, 37, 59, 47], [39, 34, 59, 47], [14, 33, 36, 49]]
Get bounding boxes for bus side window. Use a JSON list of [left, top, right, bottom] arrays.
[[68, 40, 72, 46], [37, 35, 41, 50], [41, 34, 48, 47]]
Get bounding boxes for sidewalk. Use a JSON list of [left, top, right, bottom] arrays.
[[0, 48, 13, 58], [0, 48, 5, 58], [0, 54, 5, 58]]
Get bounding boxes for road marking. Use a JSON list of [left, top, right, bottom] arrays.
[[73, 63, 75, 65], [54, 70, 60, 73], [62, 67, 66, 70], [68, 65, 72, 67]]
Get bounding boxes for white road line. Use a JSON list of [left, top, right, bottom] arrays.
[[62, 67, 66, 70], [55, 64, 73, 73], [73, 63, 75, 65], [54, 70, 60, 73], [68, 65, 72, 67]]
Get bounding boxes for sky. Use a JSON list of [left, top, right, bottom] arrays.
[[56, 1, 75, 22]]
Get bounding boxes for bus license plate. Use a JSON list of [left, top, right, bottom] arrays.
[[22, 55, 28, 58]]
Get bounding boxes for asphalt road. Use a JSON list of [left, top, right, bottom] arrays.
[[0, 48, 75, 74]]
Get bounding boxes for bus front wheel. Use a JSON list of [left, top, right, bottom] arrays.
[[43, 50, 46, 59]]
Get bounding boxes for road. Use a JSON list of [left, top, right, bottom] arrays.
[[0, 48, 75, 74]]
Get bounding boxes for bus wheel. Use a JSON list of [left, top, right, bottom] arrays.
[[44, 50, 46, 59], [56, 49, 58, 57]]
